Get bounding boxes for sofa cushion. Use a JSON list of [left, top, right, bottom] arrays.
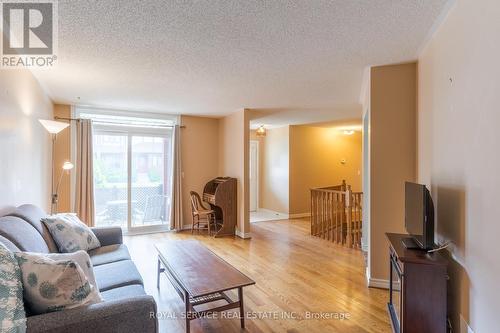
[[0, 243, 26, 332], [100, 284, 146, 302], [0, 235, 20, 252], [93, 260, 143, 292], [0, 216, 50, 253], [8, 204, 58, 253], [88, 244, 131, 266], [15, 251, 103, 315]]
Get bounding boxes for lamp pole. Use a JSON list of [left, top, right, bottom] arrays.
[[51, 133, 57, 214]]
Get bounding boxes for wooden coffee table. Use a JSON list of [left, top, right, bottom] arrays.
[[156, 240, 255, 333]]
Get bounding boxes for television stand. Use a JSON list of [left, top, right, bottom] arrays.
[[401, 237, 421, 250], [386, 233, 448, 333]]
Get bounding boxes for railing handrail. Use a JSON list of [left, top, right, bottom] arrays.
[[310, 181, 363, 248], [310, 188, 346, 194]]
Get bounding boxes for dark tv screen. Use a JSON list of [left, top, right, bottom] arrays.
[[405, 182, 425, 239]]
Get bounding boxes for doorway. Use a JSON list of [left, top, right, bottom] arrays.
[[249, 140, 259, 212]]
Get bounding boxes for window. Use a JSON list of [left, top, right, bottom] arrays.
[[76, 108, 178, 234]]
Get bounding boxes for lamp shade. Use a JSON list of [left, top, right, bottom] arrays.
[[39, 119, 69, 134], [62, 161, 74, 170]]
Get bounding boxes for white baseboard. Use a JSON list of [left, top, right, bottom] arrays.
[[289, 212, 310, 219], [235, 228, 252, 239], [368, 278, 390, 289], [181, 224, 251, 239], [180, 224, 192, 231]]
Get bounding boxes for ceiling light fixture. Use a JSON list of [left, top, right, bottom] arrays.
[[256, 125, 266, 137], [343, 130, 355, 135]]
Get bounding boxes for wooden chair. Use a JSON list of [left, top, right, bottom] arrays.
[[189, 191, 216, 235]]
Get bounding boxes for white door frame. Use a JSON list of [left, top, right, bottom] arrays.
[[249, 140, 260, 212]]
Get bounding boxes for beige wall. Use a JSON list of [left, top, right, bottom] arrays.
[[418, 1, 500, 331], [53, 104, 72, 212], [180, 115, 220, 228], [218, 110, 250, 236], [260, 126, 289, 214], [369, 63, 417, 282], [0, 69, 53, 211], [289, 125, 362, 215]]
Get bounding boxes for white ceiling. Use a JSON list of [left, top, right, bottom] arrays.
[[32, 0, 449, 118]]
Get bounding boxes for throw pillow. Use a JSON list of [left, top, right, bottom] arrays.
[[44, 251, 100, 295], [15, 252, 102, 314], [0, 243, 26, 333], [42, 213, 100, 252]]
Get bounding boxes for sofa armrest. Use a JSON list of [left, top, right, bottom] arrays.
[[26, 295, 158, 333], [91, 226, 123, 246]]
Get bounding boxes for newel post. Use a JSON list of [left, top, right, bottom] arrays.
[[346, 185, 352, 247]]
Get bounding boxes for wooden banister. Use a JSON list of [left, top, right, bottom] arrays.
[[310, 181, 363, 248]]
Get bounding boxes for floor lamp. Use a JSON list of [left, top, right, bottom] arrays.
[[39, 119, 70, 214]]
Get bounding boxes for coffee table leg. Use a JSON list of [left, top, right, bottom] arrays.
[[157, 257, 161, 289], [185, 291, 191, 333], [238, 287, 245, 329]]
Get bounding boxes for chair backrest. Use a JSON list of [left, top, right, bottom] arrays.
[[189, 191, 204, 215]]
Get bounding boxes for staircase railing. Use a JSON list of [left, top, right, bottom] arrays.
[[310, 180, 363, 248]]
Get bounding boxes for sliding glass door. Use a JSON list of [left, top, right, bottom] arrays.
[[93, 127, 172, 233]]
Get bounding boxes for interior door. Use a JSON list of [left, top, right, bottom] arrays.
[[249, 140, 259, 212]]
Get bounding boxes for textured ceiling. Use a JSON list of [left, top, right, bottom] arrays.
[[32, 0, 449, 118]]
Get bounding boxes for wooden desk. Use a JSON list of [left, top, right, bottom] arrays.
[[155, 240, 255, 332]]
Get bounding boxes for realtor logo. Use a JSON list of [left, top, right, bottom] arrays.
[[1, 0, 58, 67]]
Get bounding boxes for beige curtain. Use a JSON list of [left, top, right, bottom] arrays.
[[74, 119, 95, 227], [170, 124, 183, 230]]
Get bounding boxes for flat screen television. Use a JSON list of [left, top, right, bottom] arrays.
[[403, 182, 435, 250]]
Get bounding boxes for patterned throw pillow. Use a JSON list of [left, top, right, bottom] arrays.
[[0, 244, 26, 333], [42, 214, 100, 252], [44, 251, 101, 296], [14, 252, 102, 315]]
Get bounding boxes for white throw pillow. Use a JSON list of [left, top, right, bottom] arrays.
[[44, 251, 101, 295], [42, 213, 101, 252], [14, 251, 103, 315], [0, 243, 26, 333]]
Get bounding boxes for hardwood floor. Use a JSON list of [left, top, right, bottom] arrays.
[[124, 219, 391, 333]]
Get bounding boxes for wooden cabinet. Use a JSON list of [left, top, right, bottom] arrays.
[[386, 233, 447, 333]]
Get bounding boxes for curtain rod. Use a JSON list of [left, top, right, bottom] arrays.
[[54, 116, 186, 128]]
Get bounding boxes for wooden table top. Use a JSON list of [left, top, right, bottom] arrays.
[[155, 240, 255, 298]]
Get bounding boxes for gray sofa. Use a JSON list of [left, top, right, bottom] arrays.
[[0, 204, 158, 333]]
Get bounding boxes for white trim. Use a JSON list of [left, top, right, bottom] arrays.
[[367, 276, 401, 290], [180, 223, 193, 231], [249, 140, 259, 213], [368, 278, 390, 289], [235, 228, 252, 239], [289, 212, 310, 219], [180, 224, 251, 239], [415, 0, 457, 57]]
